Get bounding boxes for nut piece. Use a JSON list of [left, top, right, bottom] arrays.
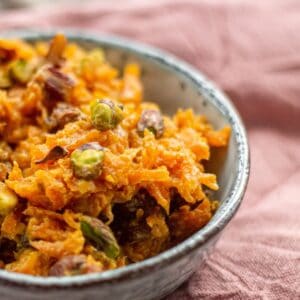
[[43, 66, 75, 105], [0, 182, 18, 215], [137, 109, 164, 138], [71, 143, 104, 180], [49, 255, 101, 276], [80, 216, 120, 259], [47, 102, 82, 132], [35, 145, 68, 164], [10, 60, 34, 84], [90, 99, 124, 131]]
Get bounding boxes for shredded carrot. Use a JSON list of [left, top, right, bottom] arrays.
[[0, 35, 230, 276]]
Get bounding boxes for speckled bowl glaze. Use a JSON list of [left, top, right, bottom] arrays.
[[0, 30, 250, 300]]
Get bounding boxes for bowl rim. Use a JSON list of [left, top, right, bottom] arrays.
[[0, 29, 250, 289]]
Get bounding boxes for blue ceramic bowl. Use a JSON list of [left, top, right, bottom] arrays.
[[0, 30, 250, 300]]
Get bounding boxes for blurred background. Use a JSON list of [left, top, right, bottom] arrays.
[[0, 0, 77, 9]]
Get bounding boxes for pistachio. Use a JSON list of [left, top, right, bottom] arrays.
[[80, 216, 120, 259], [0, 237, 17, 263], [49, 255, 101, 276], [47, 102, 82, 132], [71, 143, 104, 180], [137, 109, 164, 138], [90, 99, 124, 131], [0, 182, 18, 215], [43, 66, 75, 107], [10, 60, 34, 84], [17, 234, 30, 251]]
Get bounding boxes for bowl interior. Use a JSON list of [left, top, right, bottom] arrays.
[[96, 42, 234, 201], [66, 39, 234, 202], [0, 31, 249, 286]]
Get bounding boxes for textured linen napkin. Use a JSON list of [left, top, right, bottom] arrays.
[[0, 0, 299, 299]]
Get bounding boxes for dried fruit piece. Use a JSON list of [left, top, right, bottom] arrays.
[[0, 182, 18, 215], [49, 255, 101, 276], [47, 102, 82, 132], [80, 216, 120, 259], [0, 47, 16, 64], [35, 145, 68, 164], [137, 109, 164, 138], [71, 143, 104, 180], [90, 99, 124, 131], [43, 66, 75, 106], [111, 190, 167, 246], [0, 238, 17, 263]]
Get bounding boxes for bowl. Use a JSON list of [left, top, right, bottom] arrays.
[[0, 30, 250, 300]]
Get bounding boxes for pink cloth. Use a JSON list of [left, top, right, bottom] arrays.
[[0, 0, 300, 298]]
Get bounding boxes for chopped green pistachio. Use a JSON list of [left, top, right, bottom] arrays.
[[10, 60, 34, 84], [137, 109, 164, 138], [71, 142, 104, 180], [80, 216, 120, 259], [90, 99, 124, 131]]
